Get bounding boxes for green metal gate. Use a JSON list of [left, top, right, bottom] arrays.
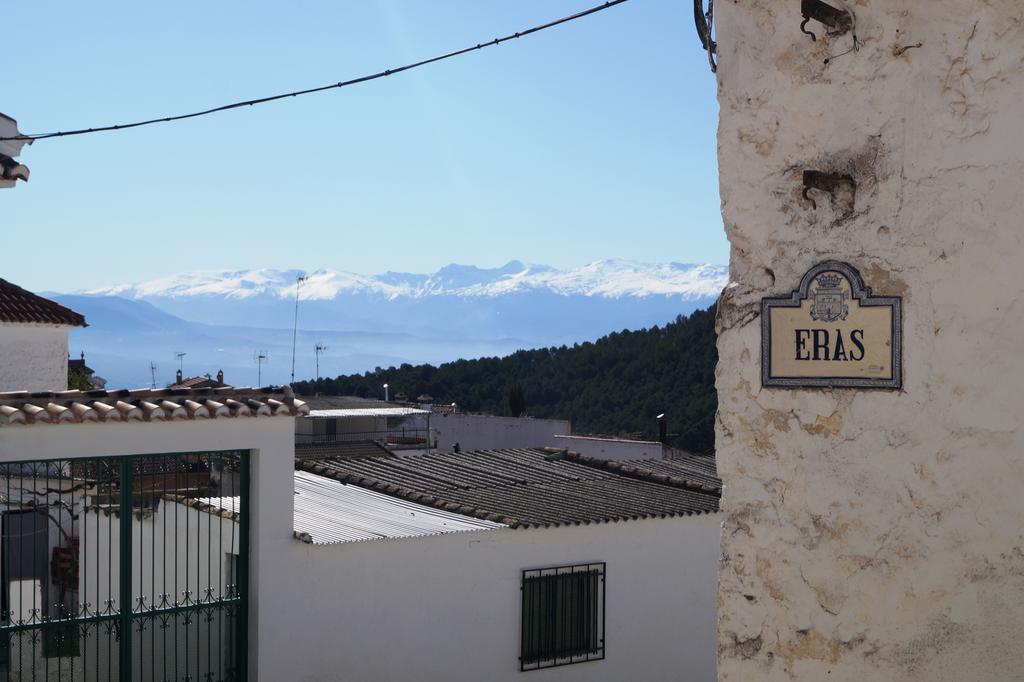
[[0, 451, 249, 681]]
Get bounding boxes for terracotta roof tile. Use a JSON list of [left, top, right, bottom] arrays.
[[0, 278, 86, 327], [0, 386, 309, 427]]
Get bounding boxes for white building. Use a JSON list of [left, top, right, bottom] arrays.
[[0, 278, 86, 392], [296, 405, 431, 449], [293, 447, 721, 682]]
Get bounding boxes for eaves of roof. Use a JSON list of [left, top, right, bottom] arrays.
[[0, 278, 87, 327], [0, 386, 309, 427], [554, 449, 722, 494]]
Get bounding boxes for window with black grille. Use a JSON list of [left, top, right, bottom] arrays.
[[520, 562, 605, 671]]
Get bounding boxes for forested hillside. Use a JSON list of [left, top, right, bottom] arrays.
[[294, 306, 717, 452]]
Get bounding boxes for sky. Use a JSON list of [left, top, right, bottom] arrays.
[[3, 0, 724, 293]]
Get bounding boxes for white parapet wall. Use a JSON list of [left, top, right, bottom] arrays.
[[0, 324, 70, 392], [432, 413, 570, 452], [714, 2, 1024, 681], [551, 434, 668, 461]]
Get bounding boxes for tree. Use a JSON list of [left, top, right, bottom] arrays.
[[508, 382, 526, 417], [293, 305, 719, 452], [68, 369, 93, 390]]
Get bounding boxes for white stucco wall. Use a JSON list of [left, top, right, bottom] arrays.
[[270, 513, 720, 682], [714, 2, 1024, 680], [0, 416, 296, 681], [552, 435, 668, 461], [433, 413, 570, 452], [0, 324, 70, 392]]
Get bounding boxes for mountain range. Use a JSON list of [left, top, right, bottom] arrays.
[[55, 260, 727, 389], [87, 260, 727, 301]]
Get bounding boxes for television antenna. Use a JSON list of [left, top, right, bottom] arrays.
[[290, 274, 309, 384], [174, 352, 187, 373], [254, 350, 269, 386], [149, 362, 158, 389], [314, 343, 327, 380]]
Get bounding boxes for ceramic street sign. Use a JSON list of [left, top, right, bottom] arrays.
[[761, 261, 902, 389]]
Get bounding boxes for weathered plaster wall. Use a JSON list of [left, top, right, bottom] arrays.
[[714, 2, 1024, 680], [0, 324, 70, 392]]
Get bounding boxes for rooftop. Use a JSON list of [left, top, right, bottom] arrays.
[[300, 447, 720, 529], [0, 278, 86, 327], [292, 470, 504, 544], [559, 451, 722, 493], [0, 386, 309, 427], [193, 470, 505, 544], [171, 375, 231, 390]]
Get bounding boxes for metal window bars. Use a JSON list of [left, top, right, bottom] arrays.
[[520, 562, 605, 671], [0, 450, 249, 681]]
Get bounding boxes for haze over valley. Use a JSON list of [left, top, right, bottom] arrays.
[[55, 259, 727, 388]]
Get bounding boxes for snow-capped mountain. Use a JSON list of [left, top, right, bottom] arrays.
[[85, 260, 728, 302], [64, 260, 726, 388]]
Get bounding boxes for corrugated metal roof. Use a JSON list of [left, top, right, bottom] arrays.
[[202, 472, 504, 545], [554, 451, 722, 494], [301, 447, 720, 528], [292, 471, 503, 544], [307, 407, 429, 418], [614, 456, 720, 490]]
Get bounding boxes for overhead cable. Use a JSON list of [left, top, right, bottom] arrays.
[[1, 0, 630, 142]]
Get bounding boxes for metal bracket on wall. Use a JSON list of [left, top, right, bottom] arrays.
[[694, 0, 717, 73], [802, 170, 855, 211], [800, 0, 853, 42]]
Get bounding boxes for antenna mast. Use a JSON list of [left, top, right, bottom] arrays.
[[314, 343, 327, 380], [149, 362, 157, 389], [254, 350, 268, 386], [290, 274, 308, 384], [175, 352, 187, 373]]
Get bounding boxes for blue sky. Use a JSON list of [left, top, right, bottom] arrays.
[[4, 0, 724, 292]]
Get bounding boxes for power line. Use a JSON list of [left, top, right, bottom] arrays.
[[1, 0, 630, 143]]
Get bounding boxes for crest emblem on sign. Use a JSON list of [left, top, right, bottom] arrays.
[[810, 273, 848, 322]]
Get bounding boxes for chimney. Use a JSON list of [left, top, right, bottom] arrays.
[[657, 413, 667, 444], [175, 369, 183, 385], [216, 370, 224, 384]]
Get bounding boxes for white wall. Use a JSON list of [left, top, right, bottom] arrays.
[[271, 514, 720, 682], [0, 323, 70, 392], [0, 416, 296, 682], [432, 413, 570, 452], [552, 435, 668, 461]]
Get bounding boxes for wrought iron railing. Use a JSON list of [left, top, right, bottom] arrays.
[[0, 451, 249, 681]]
